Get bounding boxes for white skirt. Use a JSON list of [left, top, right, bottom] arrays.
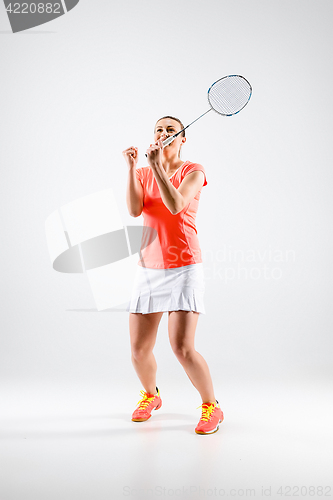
[[127, 263, 205, 315]]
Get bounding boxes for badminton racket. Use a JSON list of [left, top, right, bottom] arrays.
[[146, 74, 252, 156]]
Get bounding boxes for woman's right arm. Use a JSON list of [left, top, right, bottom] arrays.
[[123, 146, 144, 217]]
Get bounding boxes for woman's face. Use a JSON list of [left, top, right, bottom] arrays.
[[154, 118, 186, 157]]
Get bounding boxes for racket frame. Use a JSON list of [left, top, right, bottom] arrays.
[[161, 75, 252, 148], [207, 74, 252, 117]]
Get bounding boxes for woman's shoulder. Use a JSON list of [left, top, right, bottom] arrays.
[[181, 160, 206, 175], [181, 160, 204, 170], [181, 160, 207, 186], [136, 165, 151, 173], [135, 165, 151, 178]]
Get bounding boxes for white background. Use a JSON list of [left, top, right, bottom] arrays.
[[1, 1, 332, 499]]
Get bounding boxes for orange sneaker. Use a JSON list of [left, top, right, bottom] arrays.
[[131, 387, 162, 422], [195, 400, 224, 435]]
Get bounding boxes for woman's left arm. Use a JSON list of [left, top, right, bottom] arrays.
[[147, 141, 204, 215], [153, 165, 204, 214]]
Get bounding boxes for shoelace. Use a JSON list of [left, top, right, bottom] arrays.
[[196, 402, 216, 422], [136, 390, 156, 411]]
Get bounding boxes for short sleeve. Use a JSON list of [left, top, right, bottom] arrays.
[[182, 162, 207, 187], [135, 167, 144, 187]]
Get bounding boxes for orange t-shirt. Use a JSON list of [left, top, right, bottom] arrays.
[[135, 160, 207, 269]]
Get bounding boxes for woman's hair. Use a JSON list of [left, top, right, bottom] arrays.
[[155, 116, 185, 137]]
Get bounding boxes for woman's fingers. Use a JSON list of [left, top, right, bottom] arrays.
[[146, 142, 162, 161], [123, 147, 139, 169], [147, 143, 160, 153], [123, 146, 138, 157]]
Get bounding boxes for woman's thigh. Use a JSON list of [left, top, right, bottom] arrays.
[[168, 311, 200, 354], [129, 312, 164, 353]]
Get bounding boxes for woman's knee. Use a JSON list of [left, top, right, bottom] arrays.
[[131, 343, 153, 362], [129, 312, 162, 362], [171, 342, 195, 363]]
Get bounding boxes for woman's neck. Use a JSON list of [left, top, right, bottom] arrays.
[[161, 154, 183, 174]]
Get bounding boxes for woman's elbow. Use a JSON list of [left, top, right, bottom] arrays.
[[129, 210, 142, 217], [171, 200, 186, 215]]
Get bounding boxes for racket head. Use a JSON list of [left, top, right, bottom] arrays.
[[208, 75, 252, 116]]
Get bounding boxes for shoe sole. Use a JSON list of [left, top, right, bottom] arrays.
[[195, 416, 224, 435], [131, 401, 162, 422]]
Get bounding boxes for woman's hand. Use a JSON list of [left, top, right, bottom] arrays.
[[146, 139, 163, 167], [122, 146, 139, 170]]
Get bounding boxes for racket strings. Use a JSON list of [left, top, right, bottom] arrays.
[[208, 76, 252, 116]]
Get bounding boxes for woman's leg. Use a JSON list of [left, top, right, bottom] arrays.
[[168, 311, 216, 403], [129, 312, 164, 394]]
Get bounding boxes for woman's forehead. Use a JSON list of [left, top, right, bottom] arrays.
[[155, 118, 180, 129]]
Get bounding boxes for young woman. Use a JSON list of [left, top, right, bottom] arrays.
[[122, 116, 223, 434]]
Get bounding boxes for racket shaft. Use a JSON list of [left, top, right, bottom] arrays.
[[162, 110, 211, 147], [145, 108, 212, 156]]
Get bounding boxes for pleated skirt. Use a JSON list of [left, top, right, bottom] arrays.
[[127, 263, 205, 315]]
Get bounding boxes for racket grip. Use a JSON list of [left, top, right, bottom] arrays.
[[162, 135, 176, 147], [145, 135, 176, 157]]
